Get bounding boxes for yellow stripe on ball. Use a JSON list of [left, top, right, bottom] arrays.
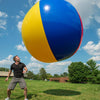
[[22, 1, 57, 63]]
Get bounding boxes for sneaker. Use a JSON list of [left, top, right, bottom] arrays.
[[5, 97, 10, 100], [25, 98, 28, 100]]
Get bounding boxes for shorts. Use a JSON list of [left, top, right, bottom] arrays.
[[8, 77, 27, 90]]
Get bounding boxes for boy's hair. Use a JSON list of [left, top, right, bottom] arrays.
[[13, 55, 18, 62]]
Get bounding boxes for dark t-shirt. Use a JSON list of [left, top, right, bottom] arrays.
[[10, 62, 26, 78]]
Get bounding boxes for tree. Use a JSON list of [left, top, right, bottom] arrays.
[[33, 74, 41, 80], [26, 71, 34, 79], [0, 67, 9, 72], [46, 73, 53, 80], [39, 68, 47, 80], [87, 59, 99, 76], [53, 74, 60, 78], [86, 59, 99, 83], [60, 72, 68, 77], [96, 74, 100, 84], [68, 62, 90, 83]]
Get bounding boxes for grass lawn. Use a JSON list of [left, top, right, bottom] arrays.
[[0, 77, 100, 100]]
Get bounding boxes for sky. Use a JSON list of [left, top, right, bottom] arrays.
[[0, 0, 100, 75]]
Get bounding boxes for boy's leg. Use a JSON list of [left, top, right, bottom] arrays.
[[19, 78, 27, 99], [24, 87, 27, 99], [8, 77, 17, 90], [5, 77, 17, 100], [7, 89, 11, 98]]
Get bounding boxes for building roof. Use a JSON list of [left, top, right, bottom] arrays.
[[50, 77, 69, 83], [0, 71, 13, 76]]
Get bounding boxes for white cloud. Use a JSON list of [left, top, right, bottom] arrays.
[[0, 25, 6, 30], [28, 0, 38, 7], [26, 56, 72, 74], [83, 41, 100, 61], [0, 55, 13, 68], [28, 0, 34, 7], [26, 56, 44, 73], [22, 41, 24, 45], [0, 11, 8, 18], [19, 10, 25, 16], [45, 61, 72, 75], [16, 11, 25, 21], [97, 28, 100, 39], [6, 55, 13, 60], [16, 15, 20, 19], [16, 45, 26, 51], [97, 3, 100, 8], [0, 20, 7, 30], [24, 4, 28, 8], [90, 56, 100, 61], [0, 11, 8, 31], [27, 62, 43, 69], [16, 41, 27, 51], [30, 56, 38, 62], [89, 16, 93, 19], [25, 56, 27, 59], [97, 64, 100, 67], [0, 32, 8, 37], [83, 41, 100, 55], [27, 63, 42, 74], [95, 0, 100, 8], [17, 21, 22, 32], [95, 16, 100, 23]]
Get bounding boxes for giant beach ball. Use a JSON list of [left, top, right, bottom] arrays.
[[22, 0, 83, 63]]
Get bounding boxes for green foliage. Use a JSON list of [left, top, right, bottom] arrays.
[[33, 74, 41, 80], [53, 74, 60, 78], [68, 62, 90, 83], [96, 74, 100, 84], [0, 67, 9, 71], [68, 60, 100, 84], [53, 72, 68, 78], [26, 70, 53, 80], [86, 59, 99, 83], [39, 68, 47, 80], [46, 73, 53, 80], [86, 59, 98, 71], [60, 72, 68, 77], [86, 60, 99, 75], [26, 71, 34, 79]]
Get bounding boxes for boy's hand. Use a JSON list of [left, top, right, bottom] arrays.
[[5, 77, 8, 81], [22, 70, 26, 74]]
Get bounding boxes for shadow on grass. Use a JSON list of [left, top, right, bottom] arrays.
[[44, 89, 81, 96]]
